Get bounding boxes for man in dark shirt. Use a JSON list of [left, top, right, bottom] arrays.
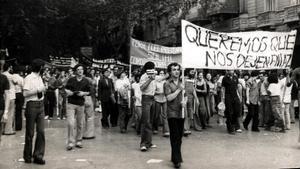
[[65, 64, 91, 151], [164, 62, 187, 169], [0, 74, 10, 142], [97, 68, 115, 128], [221, 70, 241, 135]]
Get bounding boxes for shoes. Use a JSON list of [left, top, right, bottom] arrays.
[[163, 132, 170, 137], [278, 128, 286, 133], [183, 131, 189, 137], [57, 117, 61, 120], [153, 130, 158, 134], [83, 136, 95, 139], [174, 162, 181, 168], [140, 146, 147, 152], [66, 145, 73, 151], [24, 159, 32, 163], [75, 142, 83, 148], [251, 128, 260, 132], [243, 122, 248, 130], [228, 131, 236, 135], [33, 158, 45, 165], [44, 116, 49, 120], [236, 129, 242, 133], [120, 129, 127, 133], [149, 144, 157, 148]]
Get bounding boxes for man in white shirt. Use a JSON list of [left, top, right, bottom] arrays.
[[139, 62, 157, 152], [2, 63, 16, 135], [266, 72, 285, 133], [23, 59, 46, 165]]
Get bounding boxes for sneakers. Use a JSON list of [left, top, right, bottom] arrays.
[[150, 144, 157, 148], [236, 129, 242, 133], [75, 142, 83, 148], [163, 132, 170, 137], [153, 130, 158, 134], [44, 116, 49, 120], [140, 146, 147, 152]]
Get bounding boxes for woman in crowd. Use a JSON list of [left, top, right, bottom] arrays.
[[195, 71, 208, 129], [206, 73, 217, 122]]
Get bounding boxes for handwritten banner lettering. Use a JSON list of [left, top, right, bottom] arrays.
[[182, 20, 297, 70], [130, 38, 181, 68]]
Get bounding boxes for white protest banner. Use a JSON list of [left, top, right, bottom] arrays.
[[182, 20, 297, 70], [130, 38, 181, 68]]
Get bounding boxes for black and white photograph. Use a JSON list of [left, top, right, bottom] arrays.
[[1, 0, 300, 168]]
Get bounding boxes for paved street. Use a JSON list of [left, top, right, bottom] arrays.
[[0, 114, 299, 169]]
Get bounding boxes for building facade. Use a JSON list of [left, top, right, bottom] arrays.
[[143, 0, 300, 68]]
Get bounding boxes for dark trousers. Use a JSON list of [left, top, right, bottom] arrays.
[[140, 95, 155, 148], [168, 118, 184, 164], [259, 95, 271, 126], [244, 103, 259, 130], [225, 97, 241, 133], [118, 105, 131, 130], [45, 91, 56, 117], [15, 93, 24, 131], [23, 101, 45, 161], [101, 100, 114, 127], [110, 92, 119, 126]]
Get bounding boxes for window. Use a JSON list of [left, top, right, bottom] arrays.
[[265, 0, 277, 11]]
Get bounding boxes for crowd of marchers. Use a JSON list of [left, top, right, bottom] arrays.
[[1, 57, 300, 168]]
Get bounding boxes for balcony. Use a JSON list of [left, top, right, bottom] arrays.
[[284, 4, 300, 23], [257, 11, 277, 28]]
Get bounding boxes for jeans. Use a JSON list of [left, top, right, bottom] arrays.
[[259, 95, 271, 126], [244, 103, 259, 130], [140, 95, 155, 148], [23, 101, 45, 161], [153, 101, 169, 133], [168, 118, 184, 164], [118, 105, 131, 131], [184, 97, 194, 132], [134, 106, 142, 134], [224, 96, 241, 132], [267, 96, 284, 129], [66, 103, 84, 146]]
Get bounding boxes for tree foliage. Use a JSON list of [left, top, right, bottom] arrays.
[[0, 0, 222, 64]]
